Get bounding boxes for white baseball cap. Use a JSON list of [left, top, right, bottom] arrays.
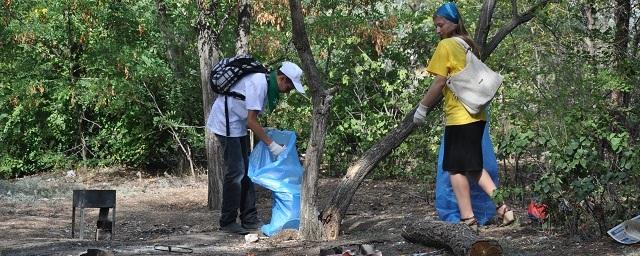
[[279, 61, 305, 95]]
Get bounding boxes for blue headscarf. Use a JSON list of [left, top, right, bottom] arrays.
[[436, 2, 460, 24]]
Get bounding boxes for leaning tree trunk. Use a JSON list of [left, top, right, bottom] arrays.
[[288, 0, 336, 241], [320, 107, 431, 240], [320, 0, 555, 240], [402, 219, 502, 256]]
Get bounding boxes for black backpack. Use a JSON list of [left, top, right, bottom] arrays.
[[210, 55, 268, 100], [210, 55, 269, 136]]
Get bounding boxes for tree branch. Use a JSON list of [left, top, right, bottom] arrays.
[[474, 0, 497, 52], [482, 0, 552, 60], [216, 5, 235, 42], [142, 82, 196, 178], [289, 0, 325, 97]]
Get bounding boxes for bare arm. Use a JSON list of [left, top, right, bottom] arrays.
[[246, 110, 274, 146], [420, 75, 447, 107]]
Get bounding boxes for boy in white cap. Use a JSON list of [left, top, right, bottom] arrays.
[[206, 61, 305, 235]]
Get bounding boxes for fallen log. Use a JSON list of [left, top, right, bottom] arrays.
[[401, 219, 502, 256]]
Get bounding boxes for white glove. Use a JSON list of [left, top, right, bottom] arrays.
[[413, 103, 429, 124], [268, 141, 286, 157]]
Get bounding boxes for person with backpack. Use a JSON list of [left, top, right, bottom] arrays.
[[412, 2, 514, 231], [206, 57, 305, 235]]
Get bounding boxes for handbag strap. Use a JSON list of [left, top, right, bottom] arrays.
[[451, 36, 472, 54], [445, 37, 472, 80]]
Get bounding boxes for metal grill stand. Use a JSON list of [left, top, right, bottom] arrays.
[[71, 190, 116, 240]]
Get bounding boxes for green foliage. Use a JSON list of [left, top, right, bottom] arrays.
[[490, 0, 640, 235], [0, 0, 202, 177]]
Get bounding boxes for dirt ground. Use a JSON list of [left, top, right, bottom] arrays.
[[0, 168, 638, 256]]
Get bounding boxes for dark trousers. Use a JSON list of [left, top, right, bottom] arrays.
[[216, 135, 258, 227]]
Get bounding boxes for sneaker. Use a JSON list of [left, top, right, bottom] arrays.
[[242, 220, 264, 231], [220, 223, 249, 235]]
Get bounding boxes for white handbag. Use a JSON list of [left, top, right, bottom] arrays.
[[446, 37, 503, 115]]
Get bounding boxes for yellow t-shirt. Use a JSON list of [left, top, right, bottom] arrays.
[[426, 37, 486, 125]]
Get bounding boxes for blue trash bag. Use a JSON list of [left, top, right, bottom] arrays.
[[435, 117, 499, 225], [248, 129, 303, 236]]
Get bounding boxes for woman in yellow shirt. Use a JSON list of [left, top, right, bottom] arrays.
[[413, 2, 514, 229]]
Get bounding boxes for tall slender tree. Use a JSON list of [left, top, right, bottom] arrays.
[[200, 0, 254, 210], [197, 0, 231, 210], [611, 0, 631, 110]]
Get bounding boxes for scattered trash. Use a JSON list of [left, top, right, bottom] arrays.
[[244, 233, 259, 243], [319, 246, 342, 256], [153, 244, 193, 253], [358, 244, 375, 255], [340, 250, 356, 256], [411, 249, 446, 256], [527, 200, 547, 223], [608, 214, 640, 244], [79, 248, 114, 256], [320, 244, 382, 256], [66, 170, 76, 177]]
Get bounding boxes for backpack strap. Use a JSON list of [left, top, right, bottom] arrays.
[[223, 72, 269, 137], [224, 96, 230, 136]]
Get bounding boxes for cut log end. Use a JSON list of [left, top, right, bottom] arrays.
[[401, 218, 502, 256], [470, 240, 503, 256]]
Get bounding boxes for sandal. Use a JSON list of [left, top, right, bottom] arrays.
[[496, 204, 515, 227], [460, 216, 479, 233]]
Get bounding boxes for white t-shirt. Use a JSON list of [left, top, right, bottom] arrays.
[[206, 73, 268, 137]]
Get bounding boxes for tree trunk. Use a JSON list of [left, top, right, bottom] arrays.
[[583, 4, 596, 56], [157, 0, 193, 176], [156, 0, 184, 77], [633, 15, 640, 56], [320, 0, 554, 240], [236, 0, 250, 55], [474, 0, 496, 54], [611, 0, 631, 108], [66, 3, 89, 164], [197, 0, 224, 210], [288, 0, 334, 241], [402, 219, 502, 256]]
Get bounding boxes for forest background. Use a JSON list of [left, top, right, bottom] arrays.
[[1, 0, 639, 240]]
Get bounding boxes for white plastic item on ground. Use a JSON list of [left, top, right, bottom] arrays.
[[608, 214, 640, 244], [244, 233, 259, 243]]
